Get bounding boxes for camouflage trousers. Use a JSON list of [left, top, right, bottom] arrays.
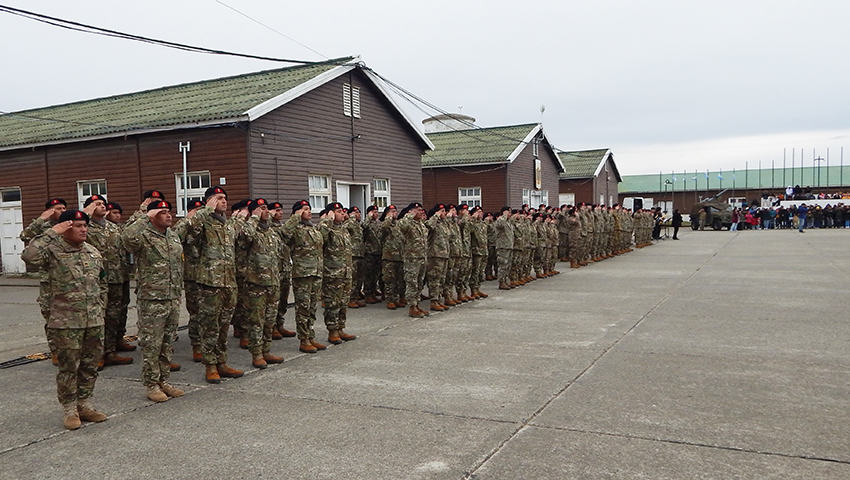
[[184, 280, 202, 347], [47, 326, 103, 406], [292, 275, 321, 340], [232, 276, 248, 335], [534, 246, 546, 275], [197, 284, 236, 366], [485, 246, 497, 278], [559, 232, 569, 259], [471, 254, 486, 289], [243, 283, 280, 355], [445, 256, 459, 297], [323, 276, 351, 331], [39, 282, 55, 355], [350, 256, 365, 302], [275, 274, 291, 330], [510, 249, 522, 281], [524, 249, 534, 277], [456, 256, 472, 290], [104, 281, 130, 354], [404, 257, 427, 305], [497, 248, 513, 284], [426, 256, 448, 300], [363, 254, 382, 296], [137, 298, 179, 387], [381, 260, 404, 304], [568, 233, 581, 263]]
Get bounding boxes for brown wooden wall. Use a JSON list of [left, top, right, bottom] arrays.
[[249, 67, 427, 208], [422, 165, 508, 214], [505, 135, 561, 208], [0, 150, 48, 220], [559, 178, 595, 205]]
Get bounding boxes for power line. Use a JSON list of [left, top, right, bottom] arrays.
[[0, 3, 329, 64], [213, 0, 328, 60]]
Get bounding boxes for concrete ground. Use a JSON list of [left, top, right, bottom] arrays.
[[1, 228, 849, 479]]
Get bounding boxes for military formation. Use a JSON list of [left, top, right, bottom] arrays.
[[20, 188, 657, 430]]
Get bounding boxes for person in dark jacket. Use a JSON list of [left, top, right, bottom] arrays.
[[671, 209, 682, 240]]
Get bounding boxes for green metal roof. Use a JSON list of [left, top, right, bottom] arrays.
[[557, 149, 610, 179], [422, 124, 539, 167], [620, 166, 850, 194], [0, 57, 355, 149]]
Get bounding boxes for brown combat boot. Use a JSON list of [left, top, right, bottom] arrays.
[[159, 382, 185, 398], [386, 301, 397, 310], [337, 330, 356, 341], [63, 403, 81, 430], [571, 261, 579, 268], [347, 301, 360, 309], [252, 354, 268, 369], [239, 336, 249, 349], [271, 330, 283, 340], [77, 399, 107, 422], [408, 306, 424, 318], [116, 339, 137, 352], [216, 364, 244, 378], [364, 294, 380, 304], [103, 352, 133, 366], [327, 329, 343, 345], [170, 363, 181, 372], [299, 339, 318, 353], [499, 282, 511, 290], [263, 352, 284, 364], [192, 345, 202, 363], [205, 364, 221, 384], [397, 299, 407, 307], [430, 300, 445, 312], [417, 306, 430, 316], [146, 385, 169, 402], [357, 299, 366, 307], [310, 339, 327, 351], [52, 352, 59, 366], [277, 325, 296, 338], [476, 288, 489, 298]]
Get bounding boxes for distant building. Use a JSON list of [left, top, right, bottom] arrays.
[[421, 119, 564, 213], [557, 149, 621, 206]]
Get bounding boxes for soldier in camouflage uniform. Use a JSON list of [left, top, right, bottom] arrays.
[[425, 204, 450, 312], [122, 200, 187, 402], [494, 207, 514, 290], [269, 202, 296, 339], [484, 213, 497, 281], [345, 206, 366, 309], [104, 202, 135, 355], [229, 199, 251, 347], [320, 202, 358, 344], [83, 194, 134, 368], [362, 205, 383, 304], [174, 200, 204, 361], [183, 186, 244, 383], [236, 198, 286, 368], [379, 205, 405, 309], [22, 210, 108, 430], [456, 204, 474, 302], [398, 203, 429, 318], [281, 200, 327, 354], [468, 206, 489, 299], [444, 205, 462, 305], [533, 213, 547, 278], [509, 210, 524, 286]]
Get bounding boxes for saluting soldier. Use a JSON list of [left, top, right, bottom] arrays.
[[104, 202, 135, 355], [398, 202, 429, 318], [175, 199, 205, 361], [22, 210, 108, 430], [345, 206, 366, 309], [456, 204, 474, 302], [320, 202, 358, 344], [444, 204, 462, 305], [379, 205, 405, 310], [361, 205, 383, 304], [425, 204, 449, 312], [467, 206, 489, 299], [269, 202, 297, 339], [484, 213, 497, 281], [494, 207, 514, 290]]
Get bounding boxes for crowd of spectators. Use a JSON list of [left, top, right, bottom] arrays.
[[731, 203, 849, 230]]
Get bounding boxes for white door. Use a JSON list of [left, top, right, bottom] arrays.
[[558, 193, 575, 206], [336, 183, 350, 208], [336, 182, 369, 212], [0, 188, 25, 274]]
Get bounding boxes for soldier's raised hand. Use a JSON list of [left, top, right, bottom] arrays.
[[51, 220, 73, 234]]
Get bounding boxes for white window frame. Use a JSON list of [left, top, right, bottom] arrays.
[[458, 187, 482, 208], [343, 83, 361, 118], [373, 178, 390, 208], [77, 179, 107, 208], [531, 189, 548, 208], [309, 174, 332, 209], [174, 171, 211, 217]]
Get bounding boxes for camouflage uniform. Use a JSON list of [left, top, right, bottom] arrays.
[[320, 217, 353, 331], [534, 218, 546, 276], [362, 215, 383, 299], [86, 218, 129, 356], [20, 216, 56, 351], [509, 215, 524, 282], [271, 220, 293, 332], [176, 217, 202, 348], [468, 215, 488, 292], [445, 218, 461, 299], [425, 214, 449, 301], [237, 216, 282, 355], [184, 206, 238, 366], [21, 229, 106, 407], [281, 213, 323, 340], [232, 215, 250, 337], [494, 214, 514, 286], [485, 218, 497, 279], [122, 217, 185, 387], [380, 216, 405, 305], [345, 217, 365, 304], [456, 213, 473, 294], [398, 212, 428, 305], [556, 210, 570, 260]]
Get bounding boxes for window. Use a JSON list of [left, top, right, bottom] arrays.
[[343, 83, 361, 118], [174, 171, 211, 216], [77, 180, 107, 208], [523, 188, 548, 207], [309, 175, 331, 209], [1, 188, 21, 203], [458, 187, 481, 208], [532, 140, 539, 158], [373, 178, 390, 208]]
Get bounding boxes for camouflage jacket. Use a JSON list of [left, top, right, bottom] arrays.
[[457, 215, 472, 258], [106, 219, 133, 281], [510, 217, 524, 251], [344, 218, 364, 258], [425, 215, 450, 259], [468, 217, 488, 257], [175, 217, 201, 283], [535, 221, 547, 247], [319, 218, 353, 279], [271, 221, 292, 277], [493, 215, 514, 250], [446, 219, 461, 257], [567, 215, 581, 238], [86, 218, 129, 284], [281, 213, 323, 278], [237, 216, 282, 286], [362, 216, 383, 256], [524, 219, 537, 249], [398, 213, 428, 260], [380, 217, 404, 262], [184, 206, 238, 288], [122, 217, 185, 300], [486, 220, 496, 247], [21, 229, 106, 329], [20, 217, 54, 245]]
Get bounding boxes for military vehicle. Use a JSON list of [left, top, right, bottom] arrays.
[[690, 189, 734, 230]]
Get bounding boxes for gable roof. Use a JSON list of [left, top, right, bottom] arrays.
[[422, 123, 562, 170], [558, 148, 621, 181], [0, 56, 433, 152]]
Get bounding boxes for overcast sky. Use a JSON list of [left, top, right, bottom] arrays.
[[2, 0, 848, 175]]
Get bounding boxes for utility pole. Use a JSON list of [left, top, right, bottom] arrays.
[[179, 142, 191, 215]]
